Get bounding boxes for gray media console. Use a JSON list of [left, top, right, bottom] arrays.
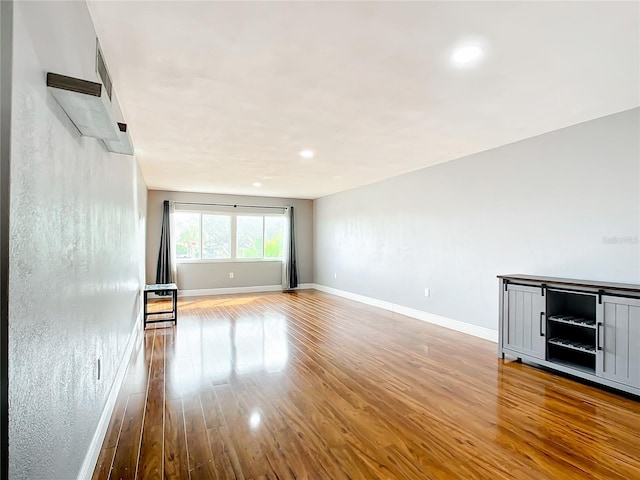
[[498, 274, 640, 396]]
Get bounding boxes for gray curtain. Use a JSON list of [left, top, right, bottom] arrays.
[[155, 200, 173, 286], [282, 206, 298, 290]]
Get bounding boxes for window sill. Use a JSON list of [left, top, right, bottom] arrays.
[[177, 258, 283, 265]]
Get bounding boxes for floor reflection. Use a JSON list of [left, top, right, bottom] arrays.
[[493, 361, 630, 478], [208, 321, 232, 381], [235, 314, 289, 374], [174, 307, 290, 394]]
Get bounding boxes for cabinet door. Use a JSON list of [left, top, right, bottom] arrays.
[[503, 284, 546, 359], [596, 296, 640, 388]]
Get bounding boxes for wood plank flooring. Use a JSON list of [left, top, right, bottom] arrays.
[[92, 290, 640, 480]]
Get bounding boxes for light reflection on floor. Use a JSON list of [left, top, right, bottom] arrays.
[[236, 315, 289, 375], [168, 304, 289, 394]]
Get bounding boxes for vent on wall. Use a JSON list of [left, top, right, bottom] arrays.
[[47, 72, 120, 140], [96, 40, 112, 101], [46, 74, 134, 155], [46, 39, 135, 155], [103, 122, 135, 155]]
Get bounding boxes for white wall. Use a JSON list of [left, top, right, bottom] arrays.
[[314, 108, 640, 333], [8, 2, 147, 479], [147, 190, 313, 290]]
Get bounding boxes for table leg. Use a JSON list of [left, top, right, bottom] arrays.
[[143, 290, 148, 329], [173, 290, 178, 325]]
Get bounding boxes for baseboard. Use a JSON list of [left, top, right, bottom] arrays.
[[178, 283, 315, 297], [76, 314, 142, 480], [311, 283, 498, 342]]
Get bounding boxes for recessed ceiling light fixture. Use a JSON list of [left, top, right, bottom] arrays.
[[252, 182, 262, 187], [299, 149, 314, 159], [451, 44, 484, 67]]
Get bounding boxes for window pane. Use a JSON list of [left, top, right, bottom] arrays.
[[265, 216, 285, 259], [202, 215, 231, 259], [174, 212, 201, 260], [236, 216, 264, 258]]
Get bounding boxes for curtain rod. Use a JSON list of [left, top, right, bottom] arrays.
[[173, 201, 287, 210]]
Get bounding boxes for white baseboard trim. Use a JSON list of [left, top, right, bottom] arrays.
[[77, 314, 142, 480], [311, 283, 498, 343], [179, 285, 282, 297], [178, 283, 315, 297]]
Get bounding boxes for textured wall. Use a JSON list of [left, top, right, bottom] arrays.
[[9, 2, 147, 479], [147, 190, 313, 289], [314, 108, 640, 332]]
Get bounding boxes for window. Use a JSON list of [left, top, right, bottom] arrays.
[[203, 215, 231, 259], [265, 216, 285, 259], [175, 212, 201, 260], [237, 216, 264, 259], [173, 210, 286, 262]]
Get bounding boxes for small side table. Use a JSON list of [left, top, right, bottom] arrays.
[[144, 283, 178, 328]]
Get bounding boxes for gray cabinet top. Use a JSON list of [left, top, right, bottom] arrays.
[[497, 274, 640, 293]]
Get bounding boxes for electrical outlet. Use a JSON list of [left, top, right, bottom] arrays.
[[424, 288, 430, 298], [229, 272, 234, 279], [97, 358, 101, 380], [334, 273, 337, 279]]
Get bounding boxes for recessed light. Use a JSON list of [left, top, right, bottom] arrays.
[[451, 44, 484, 67], [252, 182, 262, 187], [299, 149, 314, 159]]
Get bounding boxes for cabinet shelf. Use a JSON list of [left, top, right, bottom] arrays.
[[547, 358, 596, 375], [548, 337, 596, 354], [548, 314, 596, 329]]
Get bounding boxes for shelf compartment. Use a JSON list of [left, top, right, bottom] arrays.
[[547, 357, 596, 375], [547, 342, 596, 373], [548, 314, 596, 329], [548, 337, 596, 354]]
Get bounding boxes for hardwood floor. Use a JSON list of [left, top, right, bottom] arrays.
[[92, 290, 640, 480]]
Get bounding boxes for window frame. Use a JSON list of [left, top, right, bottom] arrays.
[[174, 209, 286, 264]]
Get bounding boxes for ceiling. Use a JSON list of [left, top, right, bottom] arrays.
[[88, 1, 639, 199]]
